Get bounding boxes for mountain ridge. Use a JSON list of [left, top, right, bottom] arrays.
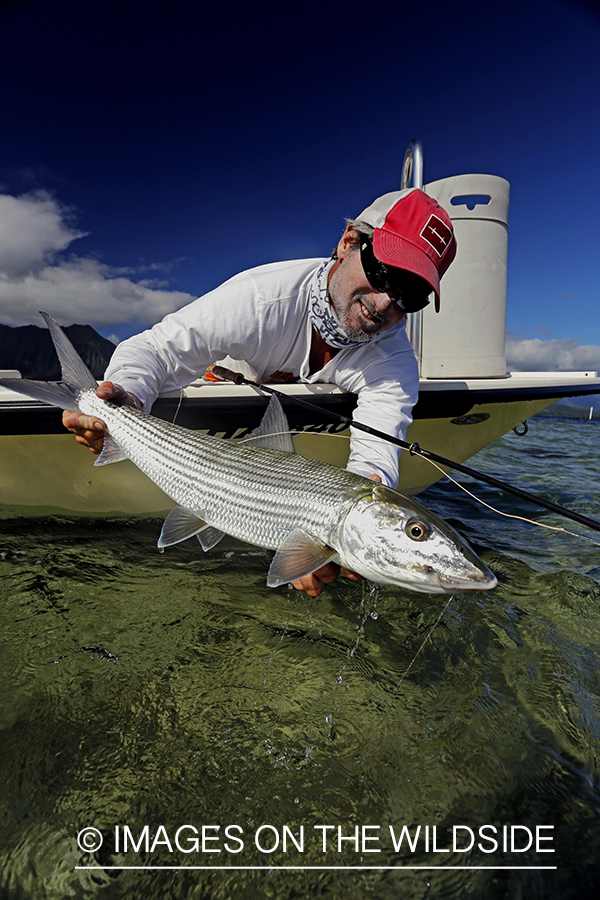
[[0, 322, 116, 381]]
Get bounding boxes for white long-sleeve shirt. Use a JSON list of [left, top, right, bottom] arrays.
[[105, 258, 419, 487]]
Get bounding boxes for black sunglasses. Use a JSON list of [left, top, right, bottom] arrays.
[[359, 238, 432, 312]]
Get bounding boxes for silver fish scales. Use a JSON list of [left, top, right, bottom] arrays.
[[80, 393, 360, 549], [0, 313, 497, 594]]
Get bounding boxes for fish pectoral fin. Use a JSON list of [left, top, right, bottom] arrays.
[[93, 434, 129, 466], [196, 526, 225, 551], [241, 392, 296, 454], [267, 528, 338, 587], [158, 506, 210, 548]]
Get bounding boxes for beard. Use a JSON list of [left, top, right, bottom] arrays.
[[329, 288, 389, 342]]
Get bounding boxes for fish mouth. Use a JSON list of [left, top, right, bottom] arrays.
[[438, 568, 498, 592]]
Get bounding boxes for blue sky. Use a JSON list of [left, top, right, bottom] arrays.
[[1, 0, 599, 371]]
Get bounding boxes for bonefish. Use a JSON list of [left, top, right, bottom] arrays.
[[0, 313, 497, 593]]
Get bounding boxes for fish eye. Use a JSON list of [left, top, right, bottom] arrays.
[[405, 518, 429, 542]]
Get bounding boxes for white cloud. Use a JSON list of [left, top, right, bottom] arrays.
[[0, 191, 195, 328], [0, 191, 85, 277], [506, 333, 600, 373]]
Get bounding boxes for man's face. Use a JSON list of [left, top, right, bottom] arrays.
[[328, 229, 406, 342]]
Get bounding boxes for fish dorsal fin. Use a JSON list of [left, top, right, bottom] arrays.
[[94, 434, 129, 466], [242, 392, 296, 454], [158, 506, 209, 548], [267, 528, 338, 588], [40, 312, 98, 393]]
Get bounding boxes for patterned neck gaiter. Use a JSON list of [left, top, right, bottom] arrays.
[[308, 259, 376, 349]]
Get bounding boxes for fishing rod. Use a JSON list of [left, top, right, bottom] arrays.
[[212, 365, 600, 536]]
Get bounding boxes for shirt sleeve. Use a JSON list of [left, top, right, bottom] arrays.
[[104, 272, 264, 411], [330, 331, 419, 488]]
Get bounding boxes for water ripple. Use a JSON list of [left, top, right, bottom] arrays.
[[2, 417, 600, 898]]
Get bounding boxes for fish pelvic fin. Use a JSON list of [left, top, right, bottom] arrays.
[[158, 506, 225, 551], [267, 528, 338, 588], [196, 526, 225, 551], [158, 507, 208, 548]]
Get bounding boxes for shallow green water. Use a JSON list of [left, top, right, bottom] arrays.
[[1, 416, 600, 899]]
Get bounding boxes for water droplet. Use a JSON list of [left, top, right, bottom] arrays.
[[87, 481, 92, 487], [370, 610, 379, 619], [325, 714, 332, 724]]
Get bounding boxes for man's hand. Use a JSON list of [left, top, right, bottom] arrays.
[[291, 474, 382, 597], [62, 382, 142, 454]]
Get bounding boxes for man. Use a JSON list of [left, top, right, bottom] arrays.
[[64, 187, 456, 595]]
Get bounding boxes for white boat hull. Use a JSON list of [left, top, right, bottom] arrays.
[[0, 376, 591, 513]]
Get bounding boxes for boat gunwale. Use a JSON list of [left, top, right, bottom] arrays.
[[2, 374, 600, 436]]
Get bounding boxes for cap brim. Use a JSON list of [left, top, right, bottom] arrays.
[[373, 231, 441, 312]]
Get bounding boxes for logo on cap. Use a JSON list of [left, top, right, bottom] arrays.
[[420, 214, 453, 258]]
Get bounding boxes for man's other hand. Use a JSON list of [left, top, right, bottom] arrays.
[[291, 474, 383, 597]]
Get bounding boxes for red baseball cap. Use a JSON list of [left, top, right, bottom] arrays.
[[355, 188, 457, 311]]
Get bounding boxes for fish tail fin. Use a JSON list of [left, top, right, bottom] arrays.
[[0, 312, 98, 413], [0, 377, 82, 412], [40, 312, 98, 393]]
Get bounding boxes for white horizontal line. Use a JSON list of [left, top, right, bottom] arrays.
[[75, 865, 557, 871]]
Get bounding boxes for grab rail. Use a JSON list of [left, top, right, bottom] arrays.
[[402, 140, 424, 360], [401, 139, 424, 189]]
